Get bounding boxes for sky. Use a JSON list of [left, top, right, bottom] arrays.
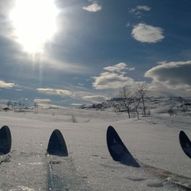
[[0, 0, 191, 106]]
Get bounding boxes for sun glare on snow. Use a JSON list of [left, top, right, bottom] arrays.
[[10, 0, 59, 54]]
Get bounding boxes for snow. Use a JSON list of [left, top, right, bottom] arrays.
[[0, 108, 191, 190]]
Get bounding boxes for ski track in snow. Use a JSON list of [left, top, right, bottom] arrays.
[[0, 109, 191, 190], [46, 155, 90, 190]]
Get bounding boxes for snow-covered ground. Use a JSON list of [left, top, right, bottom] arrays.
[[0, 108, 191, 191]]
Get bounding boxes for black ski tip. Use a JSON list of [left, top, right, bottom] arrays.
[[106, 125, 140, 167], [179, 130, 191, 159], [0, 125, 12, 155], [47, 129, 68, 157]]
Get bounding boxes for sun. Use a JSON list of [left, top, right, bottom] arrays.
[[9, 0, 59, 54]]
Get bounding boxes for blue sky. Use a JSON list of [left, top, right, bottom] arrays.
[[0, 0, 191, 106]]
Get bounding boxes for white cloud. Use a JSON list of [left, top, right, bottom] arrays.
[[131, 23, 164, 43], [68, 88, 111, 103], [129, 5, 151, 18], [93, 72, 135, 89], [93, 63, 136, 89], [37, 88, 72, 97], [33, 99, 51, 104], [0, 80, 15, 89], [71, 90, 89, 98], [145, 60, 191, 95], [128, 67, 135, 71], [82, 95, 109, 103], [104, 62, 127, 73], [83, 2, 102, 12], [104, 62, 135, 73], [136, 5, 151, 12], [33, 98, 64, 109]]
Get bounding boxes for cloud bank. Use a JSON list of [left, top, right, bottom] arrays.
[[132, 23, 164, 43], [145, 60, 191, 94]]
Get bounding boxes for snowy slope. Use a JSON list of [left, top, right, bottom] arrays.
[[0, 109, 191, 191]]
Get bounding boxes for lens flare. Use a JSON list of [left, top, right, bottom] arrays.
[[10, 0, 59, 54]]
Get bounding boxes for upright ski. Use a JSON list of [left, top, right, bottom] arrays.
[[47, 129, 68, 156], [46, 129, 89, 191], [106, 125, 140, 167], [0, 125, 12, 155], [179, 130, 191, 159]]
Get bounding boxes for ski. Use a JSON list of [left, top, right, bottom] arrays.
[[47, 129, 68, 157], [46, 129, 89, 191], [106, 126, 191, 190], [0, 125, 12, 167], [107, 125, 140, 167], [179, 130, 191, 159], [0, 125, 12, 155], [46, 129, 68, 190]]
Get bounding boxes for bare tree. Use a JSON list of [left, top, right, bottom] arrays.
[[133, 97, 141, 120], [112, 85, 149, 119], [118, 86, 134, 118], [137, 84, 147, 116]]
